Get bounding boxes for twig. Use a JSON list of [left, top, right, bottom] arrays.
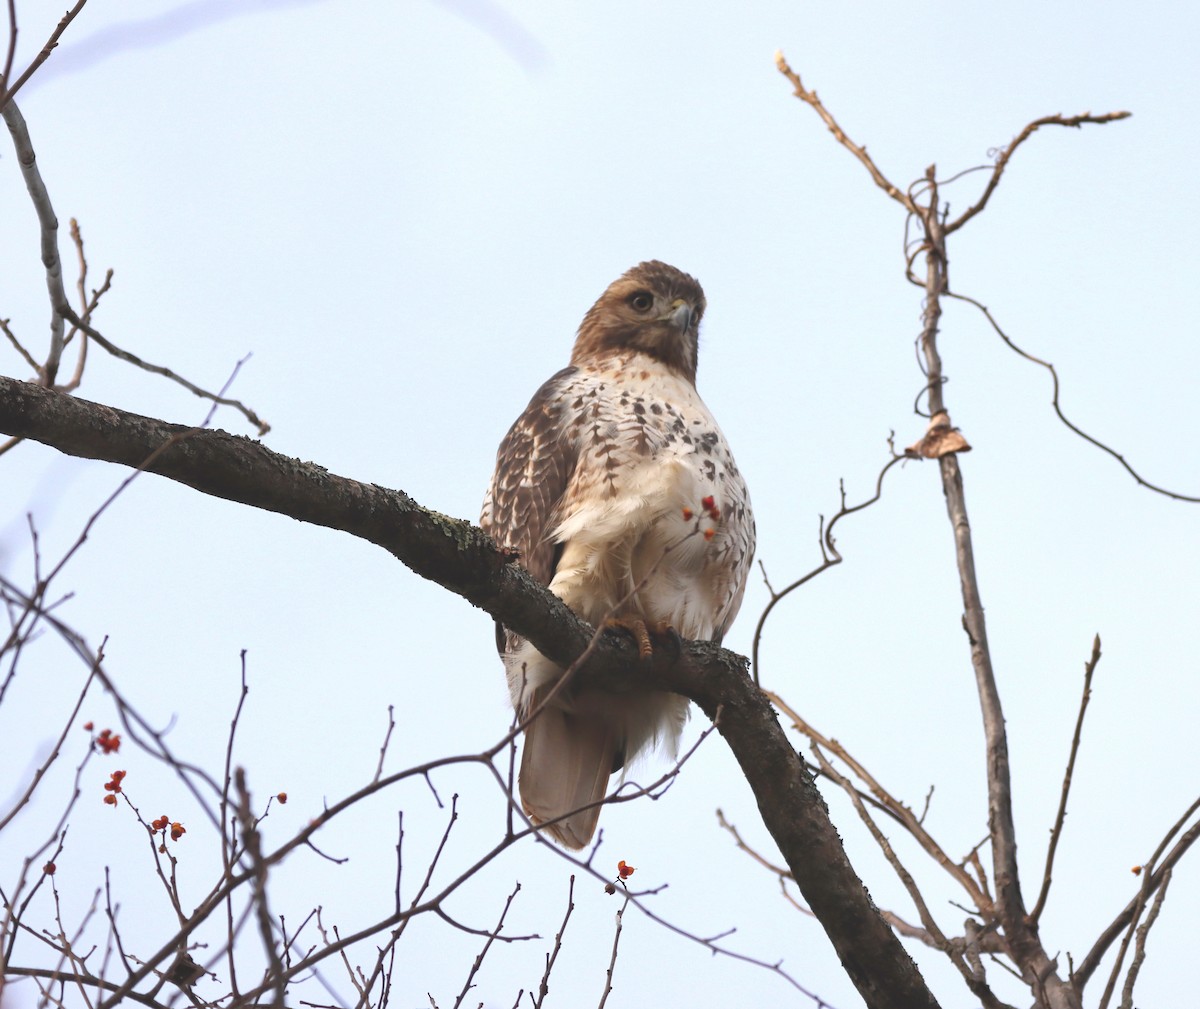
[[751, 447, 905, 683], [221, 653, 252, 1000], [451, 883, 521, 1009], [1, 0, 16, 105], [774, 50, 914, 212], [1118, 869, 1171, 1009], [1076, 795, 1200, 988], [374, 704, 397, 782], [1, 315, 39, 372], [1097, 862, 1155, 1009], [0, 0, 89, 110], [238, 767, 285, 1003], [1031, 634, 1102, 922], [59, 217, 102, 394], [946, 111, 1132, 235], [808, 744, 1012, 1009], [2, 99, 67, 385], [0, 663, 98, 832], [596, 895, 630, 1009], [715, 809, 792, 879], [531, 875, 575, 1009], [57, 303, 271, 434], [946, 289, 1199, 502], [766, 691, 989, 910]]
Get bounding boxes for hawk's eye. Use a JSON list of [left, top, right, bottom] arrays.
[[628, 291, 654, 312]]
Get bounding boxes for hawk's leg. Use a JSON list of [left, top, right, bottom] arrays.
[[603, 616, 682, 662]]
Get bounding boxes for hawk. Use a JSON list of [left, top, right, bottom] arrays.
[[481, 261, 755, 849]]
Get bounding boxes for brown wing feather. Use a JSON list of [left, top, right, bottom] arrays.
[[481, 366, 579, 650]]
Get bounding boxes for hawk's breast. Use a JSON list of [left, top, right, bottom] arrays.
[[547, 353, 754, 642]]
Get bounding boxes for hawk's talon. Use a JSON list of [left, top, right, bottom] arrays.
[[604, 615, 654, 660], [603, 616, 682, 663], [652, 620, 684, 661]]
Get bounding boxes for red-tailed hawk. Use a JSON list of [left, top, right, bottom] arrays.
[[481, 261, 755, 849]]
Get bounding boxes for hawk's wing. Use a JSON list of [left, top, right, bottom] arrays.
[[481, 366, 579, 649]]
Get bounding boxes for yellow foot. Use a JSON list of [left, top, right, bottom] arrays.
[[603, 616, 682, 661]]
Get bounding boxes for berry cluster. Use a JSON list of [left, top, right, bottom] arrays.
[[683, 495, 723, 541], [84, 722, 122, 754], [102, 770, 126, 806], [151, 815, 187, 842], [604, 859, 636, 894]]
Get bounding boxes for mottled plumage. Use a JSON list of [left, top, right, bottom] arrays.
[[481, 261, 755, 848]]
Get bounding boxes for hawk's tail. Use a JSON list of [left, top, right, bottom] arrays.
[[519, 700, 618, 850]]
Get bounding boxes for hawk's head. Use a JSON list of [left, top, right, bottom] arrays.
[[572, 261, 706, 384]]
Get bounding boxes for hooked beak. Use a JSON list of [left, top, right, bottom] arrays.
[[666, 298, 696, 331]]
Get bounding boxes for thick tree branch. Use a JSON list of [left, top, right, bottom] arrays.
[[0, 376, 940, 1009]]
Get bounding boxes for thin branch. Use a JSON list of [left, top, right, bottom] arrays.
[[235, 768, 286, 1008], [2, 315, 39, 372], [810, 744, 1013, 1009], [1031, 634, 1102, 922], [945, 111, 1132, 235], [751, 447, 906, 683], [531, 875, 575, 1009], [451, 883, 521, 1009], [715, 808, 792, 879], [946, 289, 1199, 502], [595, 896, 629, 1009], [1, 0, 16, 105], [766, 691, 989, 911], [774, 50, 915, 212], [1118, 868, 1171, 1009], [910, 166, 1081, 1006], [58, 217, 104, 394], [2, 99, 67, 385], [57, 303, 270, 434], [0, 0, 89, 111], [1076, 796, 1200, 988], [374, 704, 397, 783]]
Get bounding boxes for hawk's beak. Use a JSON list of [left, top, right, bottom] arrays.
[[666, 299, 695, 331]]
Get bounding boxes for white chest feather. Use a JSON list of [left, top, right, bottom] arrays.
[[547, 354, 754, 642]]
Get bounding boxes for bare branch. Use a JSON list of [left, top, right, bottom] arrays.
[[452, 883, 521, 1009], [767, 691, 989, 911], [531, 875, 575, 1009], [1076, 796, 1200, 989], [2, 100, 67, 385], [235, 768, 286, 1008], [1, 316, 39, 373], [1, 0, 15, 106], [56, 303, 271, 434], [1031, 634, 1102, 922], [595, 895, 630, 1009], [0, 0, 89, 110], [751, 446, 906, 684], [716, 808, 793, 880], [945, 111, 1132, 235], [946, 289, 1200, 502], [1118, 869, 1171, 1009], [0, 378, 940, 1009], [810, 744, 1013, 1009], [908, 167, 1083, 1008], [774, 50, 915, 212]]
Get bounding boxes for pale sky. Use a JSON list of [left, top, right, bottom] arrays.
[[2, 2, 1198, 1007]]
